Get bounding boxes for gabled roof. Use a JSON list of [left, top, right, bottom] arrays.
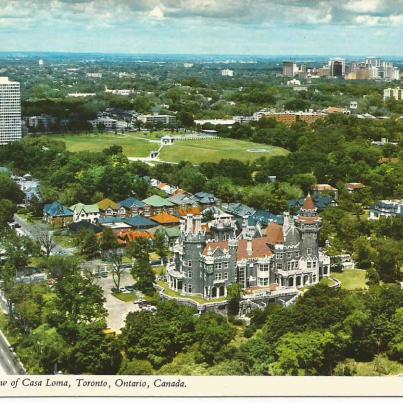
[[178, 207, 202, 217], [68, 221, 102, 234], [70, 203, 99, 214], [97, 198, 118, 211], [248, 210, 283, 227], [118, 197, 146, 209], [203, 238, 273, 260], [265, 223, 284, 245], [44, 201, 73, 217], [194, 192, 218, 204], [118, 231, 154, 242], [124, 215, 157, 228], [142, 195, 174, 207], [168, 193, 197, 206], [150, 212, 181, 225], [223, 203, 255, 217]]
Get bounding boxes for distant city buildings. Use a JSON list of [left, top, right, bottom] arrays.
[[67, 92, 96, 98], [0, 77, 22, 145], [137, 114, 177, 126], [383, 87, 403, 101], [86, 72, 102, 78], [329, 58, 346, 77], [282, 61, 298, 77], [221, 69, 234, 77]]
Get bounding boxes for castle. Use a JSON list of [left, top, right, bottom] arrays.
[[167, 195, 330, 299]]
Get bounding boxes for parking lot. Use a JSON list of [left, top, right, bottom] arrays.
[[94, 269, 141, 332]]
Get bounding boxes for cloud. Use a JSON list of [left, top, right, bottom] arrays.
[[0, 0, 402, 30]]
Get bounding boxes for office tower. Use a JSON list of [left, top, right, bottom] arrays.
[[0, 77, 22, 145], [282, 61, 297, 77], [329, 58, 346, 77]]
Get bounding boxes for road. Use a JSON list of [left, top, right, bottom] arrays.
[[0, 293, 25, 375], [95, 270, 141, 332], [13, 214, 74, 256]]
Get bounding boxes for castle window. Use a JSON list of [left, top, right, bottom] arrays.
[[295, 251, 300, 258], [183, 284, 187, 292], [188, 271, 192, 278], [276, 253, 284, 259], [307, 248, 312, 256], [312, 261, 317, 268], [287, 262, 292, 270], [259, 278, 269, 286], [287, 252, 292, 259], [260, 264, 269, 272], [224, 262, 229, 269], [276, 263, 283, 270], [188, 285, 192, 293], [215, 273, 222, 280], [188, 260, 192, 267], [224, 272, 228, 279], [215, 263, 222, 269], [307, 261, 312, 269]]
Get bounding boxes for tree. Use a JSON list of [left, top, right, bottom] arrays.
[[34, 228, 56, 258], [227, 284, 243, 316], [118, 359, 154, 375], [131, 256, 155, 295], [0, 199, 17, 228], [78, 230, 99, 260], [100, 228, 125, 291], [153, 230, 168, 264]]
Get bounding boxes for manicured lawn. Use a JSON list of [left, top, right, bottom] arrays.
[[320, 277, 337, 287], [157, 281, 227, 305], [112, 292, 137, 302], [54, 133, 288, 164], [332, 269, 368, 291]]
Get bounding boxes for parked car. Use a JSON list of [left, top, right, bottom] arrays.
[[125, 286, 135, 292]]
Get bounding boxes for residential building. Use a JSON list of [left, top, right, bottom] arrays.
[[167, 195, 330, 299], [25, 114, 56, 131], [312, 184, 339, 200], [43, 202, 74, 227], [150, 212, 181, 227], [118, 197, 146, 216], [221, 69, 234, 77], [0, 77, 22, 144], [345, 182, 365, 193], [67, 93, 96, 97], [329, 58, 346, 77], [142, 195, 175, 216], [383, 87, 403, 101], [70, 203, 100, 223], [194, 192, 219, 208], [97, 198, 119, 217], [282, 61, 297, 77], [137, 114, 176, 126], [369, 200, 403, 220]]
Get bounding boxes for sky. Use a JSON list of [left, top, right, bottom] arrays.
[[1, 0, 403, 56]]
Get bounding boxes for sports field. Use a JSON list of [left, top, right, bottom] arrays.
[[55, 133, 288, 164]]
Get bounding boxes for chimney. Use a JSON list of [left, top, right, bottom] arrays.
[[186, 214, 193, 233], [283, 212, 290, 235], [246, 238, 253, 256], [242, 215, 248, 229], [194, 215, 202, 233]]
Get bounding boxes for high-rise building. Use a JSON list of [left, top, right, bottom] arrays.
[[0, 77, 22, 145], [329, 58, 346, 77], [282, 61, 297, 77]]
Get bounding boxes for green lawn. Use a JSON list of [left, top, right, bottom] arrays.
[[157, 281, 227, 305], [112, 292, 137, 302], [332, 269, 368, 291], [320, 277, 337, 287], [54, 133, 288, 164]]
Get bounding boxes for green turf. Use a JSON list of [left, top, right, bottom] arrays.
[[55, 133, 288, 164], [112, 292, 137, 302], [320, 277, 337, 287], [332, 269, 368, 290]]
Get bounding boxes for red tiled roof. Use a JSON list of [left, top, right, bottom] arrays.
[[178, 207, 202, 216], [265, 223, 284, 245], [203, 237, 273, 260], [119, 231, 154, 243], [303, 194, 315, 210]]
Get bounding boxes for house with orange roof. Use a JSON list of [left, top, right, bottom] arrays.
[[117, 230, 154, 245], [150, 211, 181, 226]]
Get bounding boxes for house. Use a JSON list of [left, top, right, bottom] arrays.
[[70, 203, 100, 223], [150, 212, 181, 227], [369, 200, 403, 220], [142, 195, 175, 216], [117, 230, 154, 245], [68, 221, 103, 234], [97, 198, 119, 217], [346, 182, 366, 193], [43, 202, 74, 227], [222, 203, 255, 218], [248, 210, 284, 228], [124, 215, 158, 230], [148, 225, 181, 250], [118, 197, 146, 217], [177, 207, 202, 217], [193, 192, 219, 208], [168, 193, 199, 209], [312, 184, 339, 200]]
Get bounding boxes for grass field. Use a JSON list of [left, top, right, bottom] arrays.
[[55, 133, 288, 164], [332, 269, 368, 291]]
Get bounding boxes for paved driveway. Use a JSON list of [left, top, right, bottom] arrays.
[[95, 269, 140, 332]]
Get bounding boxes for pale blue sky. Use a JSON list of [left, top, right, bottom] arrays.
[[1, 0, 403, 55]]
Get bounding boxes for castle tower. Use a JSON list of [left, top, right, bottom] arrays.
[[209, 215, 237, 241], [294, 194, 322, 258]]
